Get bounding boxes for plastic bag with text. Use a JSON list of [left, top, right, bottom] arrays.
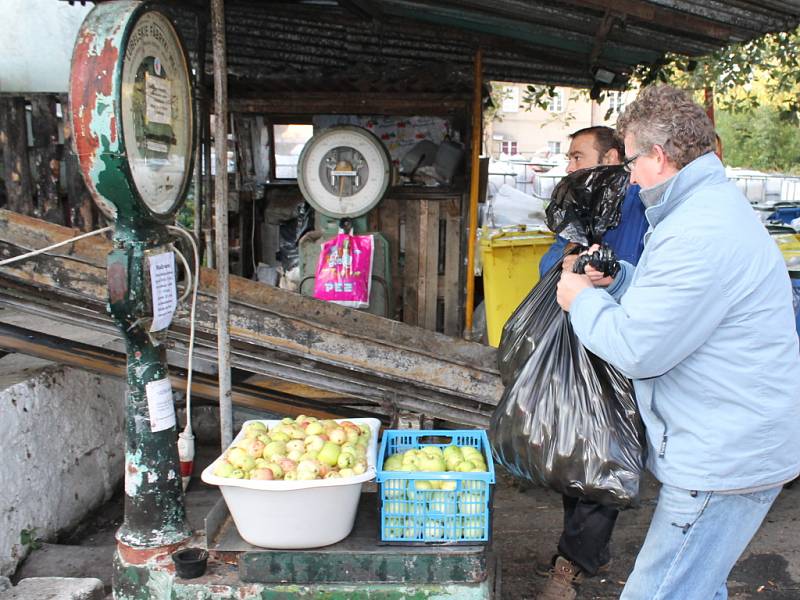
[[490, 256, 646, 509], [313, 233, 374, 308]]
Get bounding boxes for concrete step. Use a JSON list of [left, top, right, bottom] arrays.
[[0, 577, 104, 600], [13, 544, 115, 592]]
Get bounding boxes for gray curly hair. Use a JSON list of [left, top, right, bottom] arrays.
[[616, 85, 716, 169]]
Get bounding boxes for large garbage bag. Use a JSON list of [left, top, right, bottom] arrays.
[[490, 258, 646, 508], [498, 165, 628, 385], [546, 165, 629, 246], [491, 165, 645, 508]]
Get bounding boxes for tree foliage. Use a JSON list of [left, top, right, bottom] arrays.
[[716, 107, 800, 174], [630, 27, 800, 118]]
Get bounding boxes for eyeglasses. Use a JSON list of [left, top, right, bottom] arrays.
[[622, 153, 641, 173]]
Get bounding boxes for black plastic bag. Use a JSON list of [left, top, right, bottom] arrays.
[[546, 165, 629, 246], [490, 256, 646, 508], [278, 202, 314, 271]]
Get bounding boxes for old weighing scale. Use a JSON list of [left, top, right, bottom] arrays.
[[297, 126, 394, 317], [70, 1, 195, 596]]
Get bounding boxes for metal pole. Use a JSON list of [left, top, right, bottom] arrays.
[[464, 47, 482, 337], [211, 0, 233, 449], [192, 14, 207, 246]]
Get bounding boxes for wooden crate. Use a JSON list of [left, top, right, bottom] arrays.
[[371, 193, 465, 337]]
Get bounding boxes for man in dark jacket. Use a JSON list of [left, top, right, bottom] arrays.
[[538, 126, 648, 600]]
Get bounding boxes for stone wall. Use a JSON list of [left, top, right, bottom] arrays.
[[0, 367, 125, 576]]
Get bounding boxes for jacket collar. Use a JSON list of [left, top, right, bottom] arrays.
[[644, 152, 727, 228]]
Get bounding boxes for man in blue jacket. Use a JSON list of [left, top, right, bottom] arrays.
[[538, 126, 649, 600], [557, 85, 800, 600]]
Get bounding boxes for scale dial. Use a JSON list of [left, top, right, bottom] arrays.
[[70, 2, 194, 223], [297, 126, 392, 219]]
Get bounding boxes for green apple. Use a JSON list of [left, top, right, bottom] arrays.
[[385, 516, 404, 539], [263, 440, 287, 460], [337, 451, 355, 469], [462, 516, 486, 540], [406, 479, 432, 500], [458, 492, 484, 515], [420, 445, 443, 458], [338, 467, 355, 478], [250, 467, 274, 480], [318, 441, 342, 467], [305, 421, 324, 435], [427, 490, 456, 514], [213, 460, 235, 478], [269, 431, 290, 443], [265, 462, 284, 479], [352, 461, 367, 475], [455, 460, 477, 472], [304, 434, 325, 453], [424, 519, 445, 540], [385, 479, 407, 499], [324, 471, 341, 479], [439, 480, 458, 491], [383, 454, 404, 471], [417, 453, 446, 472], [254, 458, 269, 469], [244, 422, 267, 439]]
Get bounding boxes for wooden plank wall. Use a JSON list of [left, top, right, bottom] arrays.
[[0, 93, 96, 231], [371, 194, 464, 337]]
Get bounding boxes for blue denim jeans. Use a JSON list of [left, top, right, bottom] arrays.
[[620, 483, 781, 600]]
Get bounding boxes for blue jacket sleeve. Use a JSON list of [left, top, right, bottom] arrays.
[[539, 235, 567, 277]]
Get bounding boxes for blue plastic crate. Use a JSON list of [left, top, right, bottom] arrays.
[[375, 429, 496, 544], [768, 205, 800, 225]]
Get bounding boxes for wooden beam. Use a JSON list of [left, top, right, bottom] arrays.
[[229, 93, 470, 116], [0, 321, 350, 420], [0, 210, 501, 427], [211, 0, 233, 448]]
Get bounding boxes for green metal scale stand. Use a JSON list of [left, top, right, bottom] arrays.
[[70, 1, 195, 595]]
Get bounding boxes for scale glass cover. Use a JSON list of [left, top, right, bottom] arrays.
[[297, 126, 392, 219]]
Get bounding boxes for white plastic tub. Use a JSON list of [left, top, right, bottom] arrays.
[[201, 417, 381, 549]]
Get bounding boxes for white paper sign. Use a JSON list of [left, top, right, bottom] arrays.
[[148, 252, 177, 332], [145, 377, 176, 432], [145, 71, 172, 125]]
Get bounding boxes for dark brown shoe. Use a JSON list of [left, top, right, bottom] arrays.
[[535, 554, 610, 578], [536, 556, 582, 600]]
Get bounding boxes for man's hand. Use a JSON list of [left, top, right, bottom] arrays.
[[557, 271, 593, 312], [577, 244, 615, 287]]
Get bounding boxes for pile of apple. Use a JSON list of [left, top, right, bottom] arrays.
[[212, 416, 371, 481], [381, 444, 489, 541]]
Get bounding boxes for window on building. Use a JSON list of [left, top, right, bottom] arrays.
[[608, 91, 625, 114], [500, 141, 518, 155], [501, 86, 520, 113], [547, 141, 561, 155], [272, 122, 314, 179], [546, 89, 564, 113]]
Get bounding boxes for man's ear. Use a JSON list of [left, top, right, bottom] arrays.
[[602, 148, 621, 165]]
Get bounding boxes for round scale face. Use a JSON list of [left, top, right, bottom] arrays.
[[298, 127, 391, 218], [120, 11, 193, 216]]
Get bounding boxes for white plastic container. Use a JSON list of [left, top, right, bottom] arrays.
[[201, 417, 381, 549]]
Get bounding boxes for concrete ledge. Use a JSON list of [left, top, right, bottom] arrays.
[[0, 577, 104, 599]]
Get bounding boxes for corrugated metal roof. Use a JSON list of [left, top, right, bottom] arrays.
[[161, 0, 800, 92]]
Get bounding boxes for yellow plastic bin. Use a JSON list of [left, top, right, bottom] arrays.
[[480, 228, 555, 347], [773, 232, 800, 270]]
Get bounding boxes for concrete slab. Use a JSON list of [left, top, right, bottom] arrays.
[[0, 577, 104, 600], [13, 545, 115, 593]]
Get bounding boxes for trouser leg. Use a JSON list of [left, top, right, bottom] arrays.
[[557, 494, 619, 576], [620, 485, 780, 600]]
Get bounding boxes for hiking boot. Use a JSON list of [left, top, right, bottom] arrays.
[[535, 554, 610, 578], [536, 556, 583, 600]]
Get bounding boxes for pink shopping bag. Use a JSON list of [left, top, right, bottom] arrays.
[[313, 232, 374, 308]]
